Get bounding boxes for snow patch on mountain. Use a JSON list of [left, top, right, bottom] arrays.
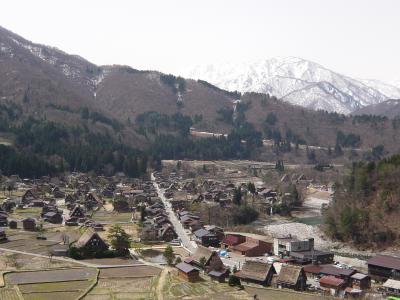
[[359, 79, 400, 99], [185, 57, 391, 113]]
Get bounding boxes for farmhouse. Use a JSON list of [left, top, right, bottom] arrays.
[[319, 275, 346, 297], [0, 229, 6, 242], [176, 262, 200, 282], [367, 255, 400, 280], [75, 228, 108, 253], [235, 261, 276, 286], [184, 246, 224, 271], [304, 264, 356, 283], [351, 273, 371, 290], [221, 234, 246, 249], [231, 237, 272, 257], [69, 205, 86, 219], [0, 214, 8, 226], [21, 189, 37, 204], [43, 211, 63, 224], [22, 218, 36, 231], [193, 228, 220, 247], [276, 265, 307, 291], [383, 279, 400, 297], [9, 220, 17, 229]]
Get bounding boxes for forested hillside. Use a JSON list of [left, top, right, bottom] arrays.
[[323, 155, 400, 248]]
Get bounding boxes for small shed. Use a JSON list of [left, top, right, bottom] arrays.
[[22, 218, 36, 231], [176, 262, 200, 282]]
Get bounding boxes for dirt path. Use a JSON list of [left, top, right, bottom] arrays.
[[156, 268, 168, 300]]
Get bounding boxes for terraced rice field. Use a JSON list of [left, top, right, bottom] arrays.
[[0, 288, 19, 300], [99, 266, 161, 278], [6, 268, 97, 284], [87, 268, 159, 300]]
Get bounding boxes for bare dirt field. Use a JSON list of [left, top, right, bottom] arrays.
[[5, 268, 97, 284], [99, 266, 161, 278], [81, 257, 140, 266], [245, 287, 335, 300], [0, 288, 20, 300]]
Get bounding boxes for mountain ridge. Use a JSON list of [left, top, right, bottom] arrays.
[[184, 57, 398, 114]]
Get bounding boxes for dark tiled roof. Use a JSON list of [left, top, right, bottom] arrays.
[[367, 255, 400, 270], [176, 262, 197, 273]]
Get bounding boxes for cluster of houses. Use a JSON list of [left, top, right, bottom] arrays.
[[156, 170, 303, 215], [139, 202, 177, 242]]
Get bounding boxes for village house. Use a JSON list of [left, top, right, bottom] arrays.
[[231, 236, 272, 257], [176, 262, 200, 282], [235, 261, 276, 286], [383, 279, 400, 297], [221, 234, 246, 249], [367, 255, 400, 281], [22, 218, 36, 231], [43, 211, 63, 224], [319, 275, 346, 297], [52, 186, 65, 198], [9, 220, 17, 229], [65, 194, 78, 205], [84, 192, 103, 210], [351, 273, 371, 290], [21, 189, 38, 204], [193, 228, 220, 247], [184, 246, 229, 282], [75, 228, 108, 253], [0, 213, 8, 226], [304, 264, 356, 284], [69, 205, 86, 219], [290, 249, 334, 264], [276, 265, 307, 291], [0, 229, 6, 242], [158, 224, 177, 242]]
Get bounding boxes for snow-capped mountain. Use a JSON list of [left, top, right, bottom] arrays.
[[359, 79, 400, 100], [184, 57, 394, 114]]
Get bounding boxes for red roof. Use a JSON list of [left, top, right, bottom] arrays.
[[222, 235, 243, 246], [320, 276, 345, 287], [232, 242, 258, 252]]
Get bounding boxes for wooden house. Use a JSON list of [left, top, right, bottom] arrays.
[[319, 275, 346, 297], [193, 228, 220, 247], [21, 189, 37, 204], [176, 262, 200, 282], [276, 265, 307, 291], [22, 218, 36, 231], [158, 224, 177, 242], [9, 220, 17, 229], [367, 255, 400, 280], [43, 211, 63, 224], [0, 214, 8, 227], [383, 279, 400, 297], [221, 234, 246, 249], [0, 229, 6, 242], [75, 228, 108, 253], [235, 261, 276, 286], [231, 237, 272, 257], [351, 273, 371, 290]]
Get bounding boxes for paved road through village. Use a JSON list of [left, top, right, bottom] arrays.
[[151, 173, 197, 253]]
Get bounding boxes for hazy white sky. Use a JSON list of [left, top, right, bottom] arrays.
[[1, 0, 399, 82]]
